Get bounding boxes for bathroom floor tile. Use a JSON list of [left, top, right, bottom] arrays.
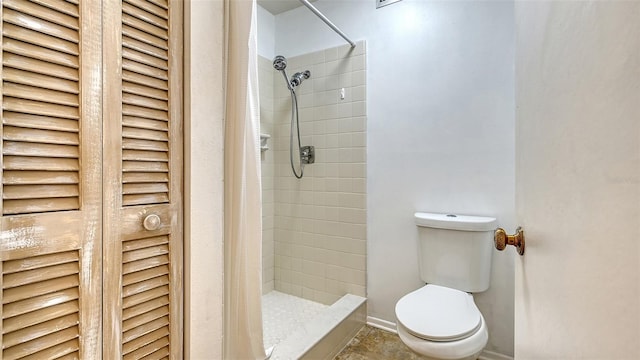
[[334, 325, 429, 360]]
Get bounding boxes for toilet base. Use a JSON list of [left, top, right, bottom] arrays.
[[396, 316, 488, 360]]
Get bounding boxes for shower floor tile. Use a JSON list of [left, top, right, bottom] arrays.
[[262, 291, 328, 351]]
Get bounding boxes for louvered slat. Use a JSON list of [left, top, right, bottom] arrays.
[[123, 286, 169, 312], [123, 244, 169, 263], [123, 150, 169, 162], [123, 326, 169, 355], [3, 97, 79, 119], [29, 0, 80, 17], [4, 83, 79, 107], [123, 172, 169, 184], [123, 236, 169, 251], [123, 161, 168, 173], [3, 126, 79, 144], [121, 18, 171, 209], [143, 347, 171, 360], [3, 38, 79, 68], [124, 313, 168, 335], [123, 139, 168, 153], [123, 183, 169, 195], [123, 70, 168, 91], [123, 106, 168, 123], [3, 112, 79, 132], [2, 23, 79, 55], [3, 68, 79, 94], [123, 127, 168, 141], [126, 0, 168, 20], [2, 251, 81, 359], [120, 235, 172, 354], [123, 264, 169, 286], [3, 198, 79, 214], [3, 170, 79, 185], [3, 287, 78, 318], [122, 1, 168, 30], [17, 339, 79, 360], [3, 184, 79, 200], [123, 255, 170, 275], [123, 36, 168, 61], [123, 275, 169, 298], [123, 93, 169, 111], [122, 13, 167, 40], [3, 142, 79, 158], [3, 251, 79, 273], [122, 25, 168, 51], [3, 53, 79, 81], [3, 261, 78, 289], [3, 274, 79, 303], [147, 0, 169, 10], [3, 300, 79, 333], [2, 313, 79, 348], [2, 326, 79, 360], [123, 47, 168, 70], [123, 83, 168, 101], [2, 0, 81, 215], [2, 9, 79, 43], [123, 336, 169, 360], [123, 59, 168, 82], [3, 0, 79, 30], [122, 296, 169, 321], [4, 156, 79, 171], [123, 193, 170, 206]]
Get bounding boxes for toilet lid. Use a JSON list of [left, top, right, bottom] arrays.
[[395, 284, 482, 342]]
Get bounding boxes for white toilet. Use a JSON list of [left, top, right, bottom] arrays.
[[395, 212, 497, 360]]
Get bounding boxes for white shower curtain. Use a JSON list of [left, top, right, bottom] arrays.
[[223, 0, 266, 359]]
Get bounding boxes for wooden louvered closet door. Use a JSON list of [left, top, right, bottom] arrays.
[[0, 0, 183, 359], [0, 0, 103, 359], [103, 0, 183, 359]]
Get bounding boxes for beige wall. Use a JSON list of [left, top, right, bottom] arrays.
[[184, 0, 224, 358], [266, 43, 368, 305]]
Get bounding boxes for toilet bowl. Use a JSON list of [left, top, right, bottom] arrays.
[[395, 284, 488, 360]]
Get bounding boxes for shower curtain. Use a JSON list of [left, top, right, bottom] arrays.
[[223, 0, 266, 359]]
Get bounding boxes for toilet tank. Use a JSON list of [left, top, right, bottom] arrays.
[[414, 212, 497, 293]]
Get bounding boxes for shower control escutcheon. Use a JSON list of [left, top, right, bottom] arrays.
[[300, 146, 315, 164], [494, 227, 525, 256]]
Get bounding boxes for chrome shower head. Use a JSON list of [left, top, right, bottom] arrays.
[[273, 55, 287, 71]]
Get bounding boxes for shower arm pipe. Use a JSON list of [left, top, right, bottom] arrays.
[[298, 0, 356, 48]]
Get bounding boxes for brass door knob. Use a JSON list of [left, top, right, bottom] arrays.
[[494, 227, 525, 256], [143, 214, 161, 231]]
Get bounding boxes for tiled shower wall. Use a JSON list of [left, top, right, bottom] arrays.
[[259, 56, 275, 293], [268, 42, 367, 305]]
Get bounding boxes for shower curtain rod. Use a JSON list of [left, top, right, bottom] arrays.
[[298, 0, 356, 48]]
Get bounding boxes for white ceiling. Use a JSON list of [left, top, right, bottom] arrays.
[[257, 0, 318, 15]]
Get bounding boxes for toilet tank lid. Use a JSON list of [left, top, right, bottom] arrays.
[[414, 212, 497, 231]]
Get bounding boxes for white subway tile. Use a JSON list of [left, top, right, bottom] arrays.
[[267, 43, 368, 302]]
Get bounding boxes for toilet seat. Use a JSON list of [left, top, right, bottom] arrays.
[[395, 284, 482, 341], [396, 316, 487, 360]]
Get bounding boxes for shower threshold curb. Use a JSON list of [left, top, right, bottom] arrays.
[[270, 294, 366, 360]]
